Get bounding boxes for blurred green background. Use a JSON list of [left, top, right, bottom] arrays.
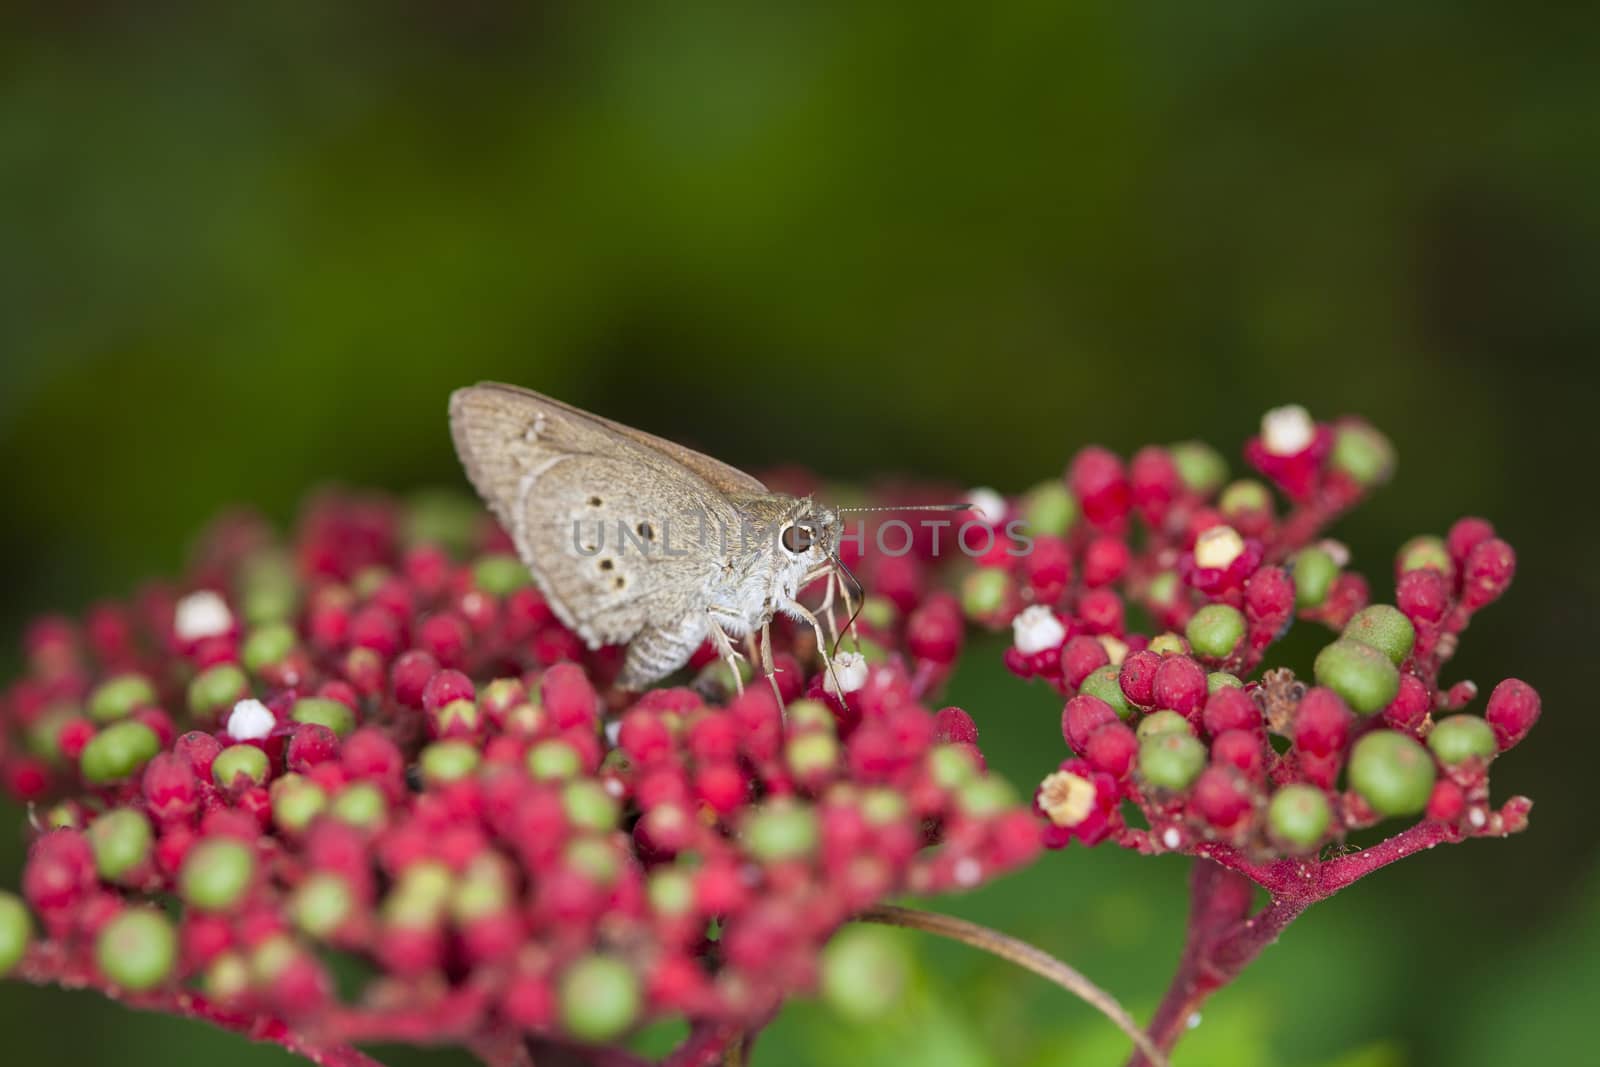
[[2, 4, 1596, 1065]]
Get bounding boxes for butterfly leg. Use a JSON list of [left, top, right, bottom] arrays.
[[815, 569, 840, 650], [704, 608, 747, 697], [757, 620, 785, 706], [778, 596, 845, 701]]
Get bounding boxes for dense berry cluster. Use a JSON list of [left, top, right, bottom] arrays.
[[0, 492, 1036, 1062], [953, 405, 1535, 866]]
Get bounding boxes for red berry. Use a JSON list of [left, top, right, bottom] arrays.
[[1151, 656, 1206, 716], [1294, 688, 1352, 758], [1202, 687, 1261, 737], [1062, 695, 1119, 753], [1070, 448, 1131, 530], [1118, 650, 1161, 707], [1083, 722, 1137, 778], [1484, 678, 1540, 751]]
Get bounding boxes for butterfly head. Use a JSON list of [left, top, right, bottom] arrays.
[[774, 498, 841, 577]]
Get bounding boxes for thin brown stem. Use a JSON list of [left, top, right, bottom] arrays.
[[857, 904, 1168, 1067]]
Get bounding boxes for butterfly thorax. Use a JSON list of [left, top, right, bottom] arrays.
[[705, 494, 840, 637]]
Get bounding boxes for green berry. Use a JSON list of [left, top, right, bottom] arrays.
[[451, 857, 513, 922], [565, 838, 620, 884], [1292, 548, 1339, 609], [384, 862, 454, 926], [88, 808, 153, 881], [0, 892, 32, 977], [212, 744, 270, 788], [1398, 535, 1453, 578], [1136, 710, 1192, 741], [786, 732, 840, 778], [1022, 481, 1078, 537], [1146, 632, 1188, 656], [419, 740, 480, 784], [1170, 441, 1228, 495], [1080, 664, 1134, 720], [241, 623, 297, 672], [180, 838, 256, 911], [787, 700, 836, 734], [330, 782, 387, 828], [472, 553, 533, 596], [859, 596, 898, 630], [202, 952, 251, 1002], [1208, 671, 1243, 693], [239, 552, 300, 624], [743, 800, 819, 861], [822, 926, 911, 1022], [188, 663, 249, 717], [403, 489, 481, 556], [80, 721, 161, 784], [1146, 571, 1180, 607], [1330, 422, 1395, 487], [27, 705, 78, 762], [1218, 479, 1273, 518], [1138, 731, 1207, 790], [527, 739, 582, 781], [270, 774, 328, 832], [928, 744, 979, 789], [562, 780, 620, 833], [1267, 785, 1332, 851], [958, 777, 1017, 818], [88, 674, 156, 723], [1186, 604, 1246, 659], [861, 788, 909, 825], [647, 869, 695, 916], [1342, 605, 1415, 665], [1349, 731, 1437, 817], [1314, 639, 1401, 715], [290, 697, 356, 737], [960, 568, 1011, 619], [558, 954, 641, 1043], [96, 909, 176, 991], [1428, 716, 1497, 766], [291, 873, 354, 938]]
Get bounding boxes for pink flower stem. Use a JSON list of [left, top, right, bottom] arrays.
[[1127, 820, 1465, 1066]]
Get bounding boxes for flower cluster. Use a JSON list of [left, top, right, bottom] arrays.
[[0, 492, 1037, 1062], [949, 404, 1535, 865]]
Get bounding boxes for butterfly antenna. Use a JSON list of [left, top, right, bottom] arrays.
[[835, 502, 974, 513]]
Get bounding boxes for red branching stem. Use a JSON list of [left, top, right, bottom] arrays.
[[1129, 821, 1474, 1066], [660, 1019, 769, 1067], [1319, 820, 1462, 894], [14, 943, 385, 1067]]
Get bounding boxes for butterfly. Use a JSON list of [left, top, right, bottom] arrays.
[[449, 383, 860, 697]]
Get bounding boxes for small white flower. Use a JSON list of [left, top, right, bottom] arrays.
[[953, 857, 983, 887], [1193, 526, 1245, 570], [1039, 771, 1097, 827], [1012, 605, 1066, 655], [1261, 404, 1316, 456], [1160, 826, 1182, 850], [175, 590, 233, 641], [226, 698, 276, 742], [604, 719, 623, 747], [1468, 807, 1488, 830], [825, 651, 869, 696], [967, 487, 1008, 526]]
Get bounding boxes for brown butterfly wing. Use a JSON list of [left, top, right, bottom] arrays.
[[448, 384, 745, 650]]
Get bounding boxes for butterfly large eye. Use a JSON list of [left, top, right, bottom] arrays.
[[781, 524, 814, 554]]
